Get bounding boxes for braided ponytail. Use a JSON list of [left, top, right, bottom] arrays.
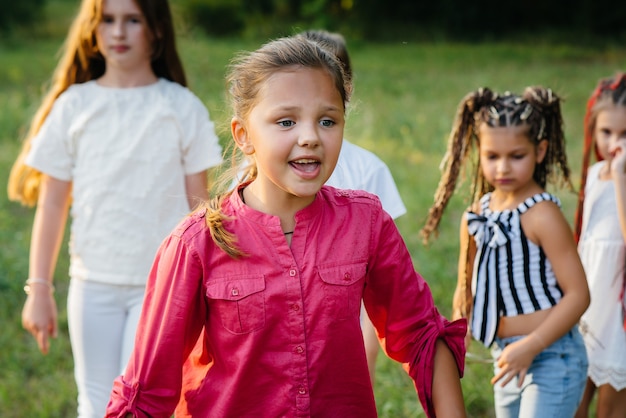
[[421, 88, 495, 243], [522, 86, 571, 190]]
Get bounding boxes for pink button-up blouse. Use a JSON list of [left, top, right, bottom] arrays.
[[106, 186, 466, 417]]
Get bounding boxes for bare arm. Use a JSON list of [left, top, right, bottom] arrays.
[[22, 175, 71, 354], [184, 170, 209, 210], [432, 340, 467, 417], [525, 202, 589, 346]]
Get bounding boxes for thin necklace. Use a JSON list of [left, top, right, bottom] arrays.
[[240, 188, 294, 236]]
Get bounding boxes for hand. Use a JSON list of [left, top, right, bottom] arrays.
[[22, 287, 58, 354], [490, 335, 542, 387], [609, 139, 626, 176]]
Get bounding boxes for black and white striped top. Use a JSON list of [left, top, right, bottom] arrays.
[[466, 192, 564, 347]]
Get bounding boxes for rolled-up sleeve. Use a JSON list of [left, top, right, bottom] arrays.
[[407, 309, 466, 418], [106, 230, 207, 417], [363, 210, 467, 418]]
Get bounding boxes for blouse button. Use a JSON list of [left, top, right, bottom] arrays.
[[292, 304, 300, 311], [343, 272, 351, 281], [289, 269, 297, 277], [298, 386, 307, 395], [231, 288, 239, 297], [294, 346, 304, 354]]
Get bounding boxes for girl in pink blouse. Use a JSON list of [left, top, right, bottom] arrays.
[[106, 35, 467, 418]]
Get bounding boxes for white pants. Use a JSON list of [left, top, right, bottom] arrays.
[[67, 278, 145, 418]]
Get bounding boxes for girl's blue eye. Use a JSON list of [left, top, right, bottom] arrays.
[[320, 119, 335, 127], [278, 120, 294, 128]]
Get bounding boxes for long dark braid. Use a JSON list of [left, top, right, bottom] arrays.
[[522, 86, 572, 189], [421, 88, 496, 242]]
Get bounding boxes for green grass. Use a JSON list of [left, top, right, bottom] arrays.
[[1, 2, 624, 417]]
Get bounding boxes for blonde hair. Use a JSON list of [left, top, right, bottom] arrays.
[[204, 36, 352, 258], [421, 86, 572, 243], [8, 0, 186, 206]]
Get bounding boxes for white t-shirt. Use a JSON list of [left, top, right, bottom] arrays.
[[26, 79, 223, 285], [326, 139, 406, 219]]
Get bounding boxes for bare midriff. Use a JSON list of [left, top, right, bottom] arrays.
[[497, 307, 553, 338]]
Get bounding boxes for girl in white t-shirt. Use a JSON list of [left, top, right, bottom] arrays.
[[8, 0, 222, 416]]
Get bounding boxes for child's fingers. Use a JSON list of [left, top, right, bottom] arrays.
[[516, 369, 527, 387], [36, 327, 50, 355], [51, 319, 58, 339], [492, 366, 517, 387], [490, 365, 508, 386], [491, 355, 528, 387], [609, 140, 626, 155], [24, 317, 53, 354]]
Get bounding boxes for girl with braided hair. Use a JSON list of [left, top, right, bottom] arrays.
[[573, 73, 626, 418], [422, 87, 589, 417]]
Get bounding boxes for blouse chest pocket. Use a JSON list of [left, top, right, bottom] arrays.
[[318, 262, 367, 320], [206, 276, 266, 334]]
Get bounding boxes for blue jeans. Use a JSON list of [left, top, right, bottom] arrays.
[[491, 327, 588, 418]]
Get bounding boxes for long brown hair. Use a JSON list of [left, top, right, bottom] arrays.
[[574, 73, 626, 242], [7, 0, 186, 206], [421, 86, 572, 243], [204, 36, 352, 258]]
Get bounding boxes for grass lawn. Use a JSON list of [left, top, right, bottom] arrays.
[[1, 2, 624, 417]]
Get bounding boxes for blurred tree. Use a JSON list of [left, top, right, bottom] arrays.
[[1, 0, 46, 33], [180, 0, 245, 36], [177, 0, 624, 41]]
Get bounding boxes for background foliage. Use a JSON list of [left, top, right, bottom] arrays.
[[1, 0, 624, 416], [7, 0, 626, 41], [175, 0, 626, 41], [0, 0, 46, 33]]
